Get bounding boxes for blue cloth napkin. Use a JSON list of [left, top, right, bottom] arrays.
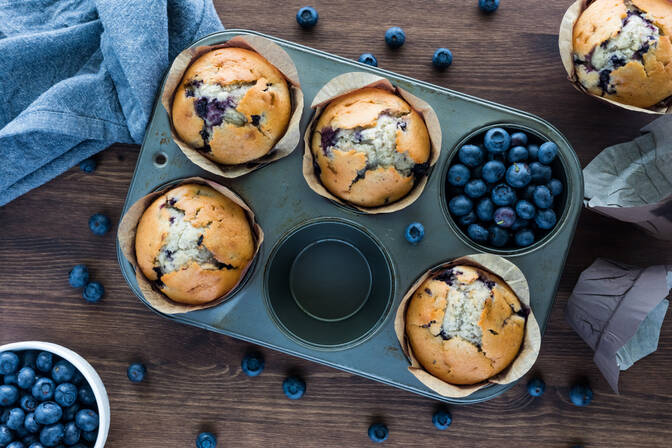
[[0, 0, 223, 206]]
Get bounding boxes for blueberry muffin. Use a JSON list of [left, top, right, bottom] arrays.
[[405, 266, 526, 385], [310, 87, 431, 207], [135, 184, 255, 305], [172, 47, 292, 165], [573, 0, 672, 108]]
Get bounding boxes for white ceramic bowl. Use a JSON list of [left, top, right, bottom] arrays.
[[0, 341, 110, 447]]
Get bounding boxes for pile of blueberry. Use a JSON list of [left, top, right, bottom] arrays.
[[446, 127, 564, 249], [0, 350, 99, 447], [68, 265, 104, 304]]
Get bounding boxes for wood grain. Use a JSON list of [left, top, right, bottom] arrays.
[[1, 1, 671, 446]]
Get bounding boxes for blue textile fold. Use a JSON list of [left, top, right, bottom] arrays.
[[0, 0, 223, 205]]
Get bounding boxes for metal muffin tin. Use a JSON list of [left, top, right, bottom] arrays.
[[116, 30, 583, 404]]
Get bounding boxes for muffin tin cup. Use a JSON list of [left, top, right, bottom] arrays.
[[117, 176, 264, 314], [160, 34, 305, 177], [393, 254, 541, 398], [559, 0, 672, 115], [302, 72, 443, 214]]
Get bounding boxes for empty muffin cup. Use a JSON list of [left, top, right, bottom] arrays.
[[264, 219, 393, 349]]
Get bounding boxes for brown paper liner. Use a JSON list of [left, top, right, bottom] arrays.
[[559, 0, 671, 115], [161, 34, 305, 177], [302, 72, 443, 214], [393, 254, 542, 398], [117, 177, 264, 314]]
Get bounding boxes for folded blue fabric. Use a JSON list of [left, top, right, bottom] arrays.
[[0, 0, 223, 206]]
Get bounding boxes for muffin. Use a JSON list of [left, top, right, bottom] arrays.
[[310, 87, 431, 207], [405, 265, 526, 385], [573, 0, 672, 109], [172, 47, 292, 165], [135, 184, 255, 305]]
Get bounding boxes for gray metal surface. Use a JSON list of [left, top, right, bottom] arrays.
[[116, 30, 583, 404]]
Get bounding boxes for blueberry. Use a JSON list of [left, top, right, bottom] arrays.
[[69, 372, 84, 387], [78, 158, 96, 174], [7, 408, 25, 430], [385, 26, 405, 48], [547, 179, 563, 196], [62, 421, 79, 446], [34, 403, 61, 426], [282, 376, 306, 400], [81, 430, 97, 443], [432, 48, 453, 68], [479, 0, 500, 13], [368, 423, 388, 443], [20, 395, 37, 413], [24, 413, 40, 433], [240, 353, 265, 377], [515, 200, 536, 220], [505, 163, 531, 188], [296, 6, 318, 28], [535, 209, 557, 230], [457, 211, 477, 227], [1, 408, 10, 424], [31, 378, 54, 402], [464, 179, 487, 199], [88, 213, 111, 236], [76, 386, 95, 407], [491, 184, 516, 206], [569, 384, 593, 407], [476, 198, 495, 221], [494, 207, 516, 228], [17, 368, 36, 391], [511, 217, 529, 231], [448, 195, 473, 217], [67, 265, 90, 289], [0, 385, 19, 406], [357, 53, 377, 67], [467, 223, 489, 242], [529, 162, 552, 184], [532, 186, 553, 209], [481, 160, 505, 183], [0, 352, 20, 375], [508, 146, 528, 163], [196, 432, 217, 448], [457, 144, 484, 167], [74, 410, 97, 432], [6, 442, 24, 448], [35, 354, 52, 374], [538, 142, 558, 164], [4, 374, 17, 386], [488, 225, 509, 247], [404, 222, 425, 245], [527, 144, 539, 161], [0, 425, 12, 446], [22, 436, 38, 446], [127, 363, 146, 383], [39, 423, 64, 447], [53, 384, 76, 408], [61, 404, 79, 422], [510, 132, 528, 147], [432, 410, 452, 430], [483, 128, 511, 153], [50, 362, 74, 385], [82, 282, 104, 303], [527, 378, 545, 397], [447, 164, 470, 187]]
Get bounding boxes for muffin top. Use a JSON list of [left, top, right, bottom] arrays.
[[573, 0, 672, 108], [310, 87, 431, 207], [135, 184, 255, 305], [405, 265, 526, 385], [172, 47, 292, 165]]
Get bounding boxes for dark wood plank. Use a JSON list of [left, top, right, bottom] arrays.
[[1, 1, 671, 446]]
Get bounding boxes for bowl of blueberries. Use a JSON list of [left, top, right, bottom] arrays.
[[0, 341, 110, 448], [443, 124, 569, 253]]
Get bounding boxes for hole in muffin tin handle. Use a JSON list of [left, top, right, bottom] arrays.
[[153, 152, 168, 168]]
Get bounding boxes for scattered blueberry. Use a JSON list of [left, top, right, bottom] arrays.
[[527, 144, 539, 161], [488, 225, 510, 247], [515, 200, 536, 220], [241, 353, 265, 377], [448, 195, 473, 216], [385, 27, 405, 48], [127, 363, 146, 383], [35, 353, 53, 374], [78, 158, 96, 174], [20, 394, 37, 413], [481, 160, 505, 183], [491, 184, 517, 206], [510, 132, 528, 147], [39, 423, 64, 447], [432, 410, 452, 430], [475, 198, 495, 221], [196, 432, 217, 448], [68, 265, 90, 289], [484, 128, 511, 153], [493, 207, 516, 228], [63, 421, 80, 445], [24, 412, 40, 433], [282, 376, 306, 400], [17, 367, 36, 390], [0, 385, 19, 406], [35, 402, 62, 425], [0, 352, 20, 375], [529, 162, 552, 184], [447, 164, 470, 187], [527, 378, 546, 397], [547, 179, 563, 196], [404, 222, 425, 245], [51, 361, 75, 384], [505, 163, 532, 188], [458, 144, 484, 167], [538, 142, 558, 164], [464, 179, 487, 199], [432, 48, 453, 68], [467, 223, 489, 242], [358, 53, 378, 67], [479, 0, 500, 13], [535, 209, 557, 230], [74, 410, 98, 432], [54, 383, 77, 408], [368, 423, 389, 443], [82, 282, 104, 303], [296, 6, 318, 28], [88, 213, 111, 236], [31, 378, 55, 402], [6, 408, 25, 430], [532, 185, 553, 209], [508, 146, 528, 163], [569, 384, 593, 407]]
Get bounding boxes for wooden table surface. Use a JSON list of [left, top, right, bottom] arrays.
[[2, 1, 671, 446]]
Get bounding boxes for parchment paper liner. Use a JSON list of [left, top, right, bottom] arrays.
[[559, 0, 672, 114], [302, 72, 442, 214], [118, 177, 264, 314], [393, 254, 541, 398], [161, 34, 305, 177]]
